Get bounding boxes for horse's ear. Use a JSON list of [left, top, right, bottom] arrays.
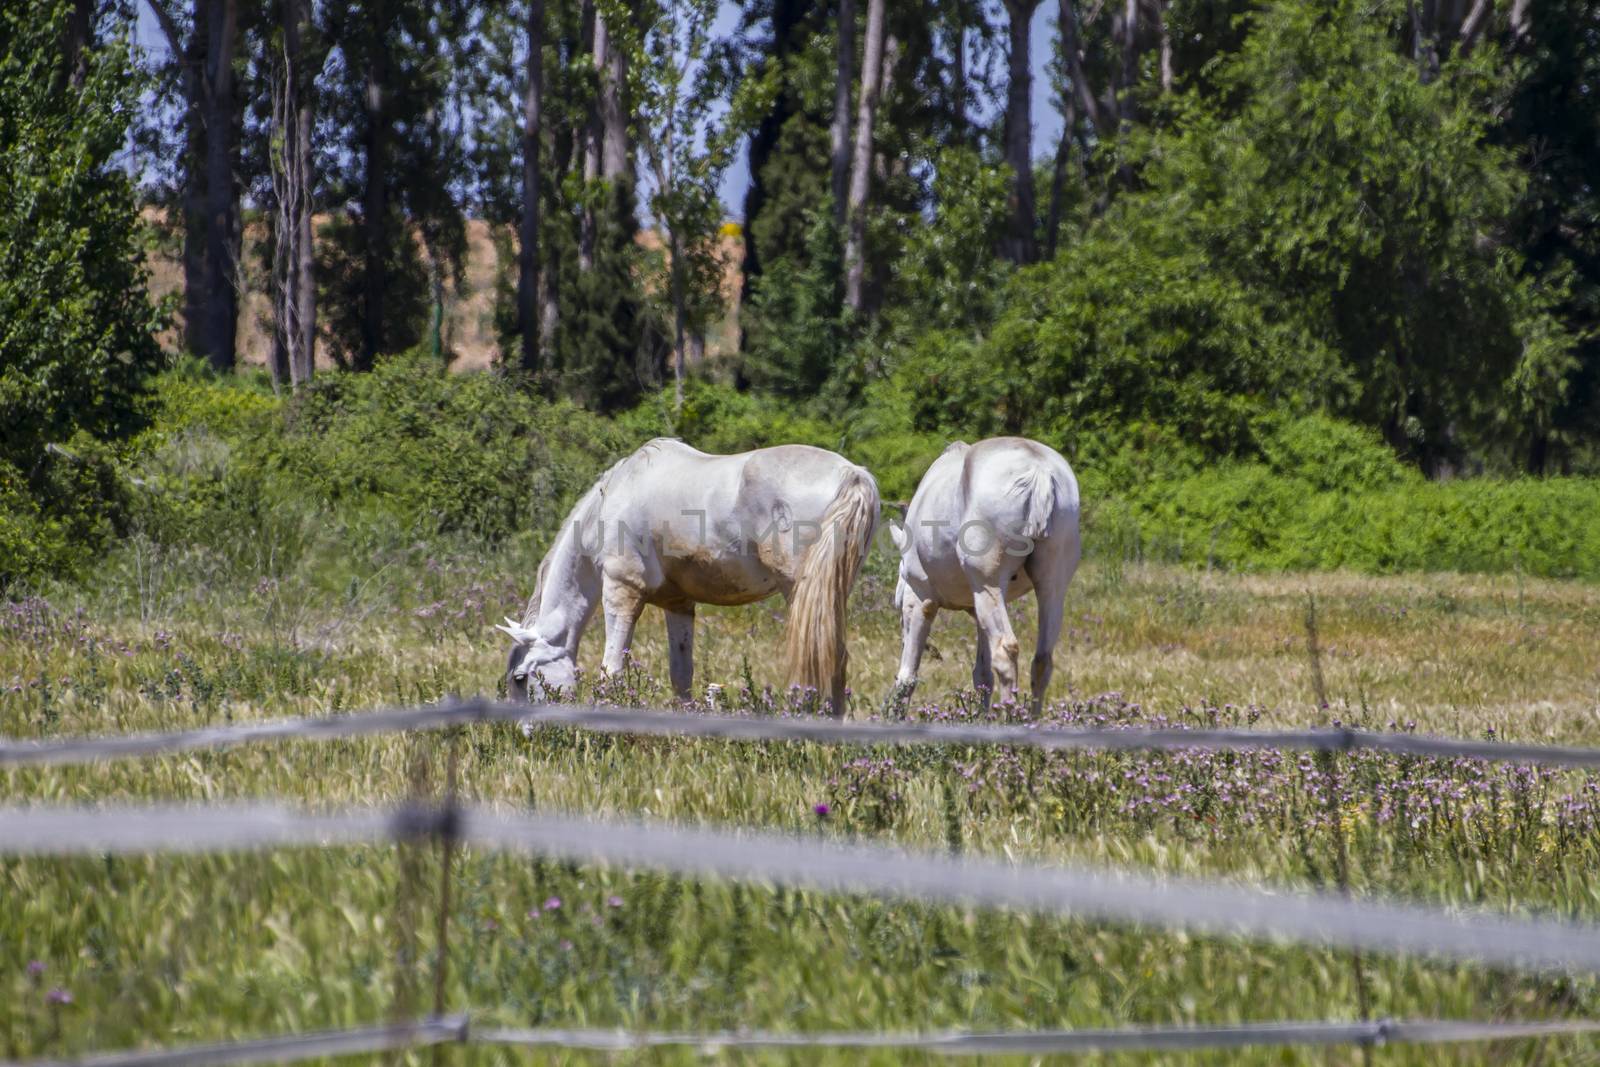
[[888, 521, 907, 553], [498, 617, 536, 643]]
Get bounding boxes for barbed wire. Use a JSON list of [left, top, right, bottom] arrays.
[[5, 801, 1600, 974], [7, 698, 1600, 771]]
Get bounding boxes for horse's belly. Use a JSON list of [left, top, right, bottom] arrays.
[[655, 558, 779, 607], [922, 544, 1035, 609]]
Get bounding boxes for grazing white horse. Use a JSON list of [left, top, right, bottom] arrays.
[[499, 438, 879, 715], [889, 437, 1080, 714]]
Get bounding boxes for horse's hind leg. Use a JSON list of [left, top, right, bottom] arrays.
[[1025, 534, 1081, 715], [890, 594, 937, 711], [1025, 559, 1067, 716], [600, 576, 646, 680], [665, 607, 695, 700], [970, 585, 1022, 709]]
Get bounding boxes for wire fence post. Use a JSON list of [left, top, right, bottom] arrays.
[[430, 728, 463, 1067], [1306, 590, 1374, 1066]]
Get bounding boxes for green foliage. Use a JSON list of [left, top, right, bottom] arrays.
[[314, 210, 433, 368], [895, 0, 1577, 476], [1133, 0, 1576, 469], [887, 147, 1013, 333], [556, 182, 664, 413], [740, 211, 849, 398], [122, 355, 634, 589], [895, 223, 1340, 456], [0, 2, 163, 585], [1093, 416, 1600, 579]]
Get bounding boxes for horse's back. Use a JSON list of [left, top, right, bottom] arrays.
[[595, 438, 870, 607]]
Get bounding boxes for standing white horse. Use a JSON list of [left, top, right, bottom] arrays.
[[889, 437, 1080, 714], [499, 439, 879, 715]]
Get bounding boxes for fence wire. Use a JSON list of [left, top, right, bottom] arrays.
[[10, 698, 1600, 1062], [0, 1015, 467, 1067], [7, 697, 1600, 771], [6, 801, 1600, 974], [6, 1015, 1600, 1067]]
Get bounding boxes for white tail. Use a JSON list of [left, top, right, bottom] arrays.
[[784, 466, 879, 716], [1017, 467, 1058, 544]]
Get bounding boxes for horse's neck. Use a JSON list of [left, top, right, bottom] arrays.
[[531, 523, 600, 652]]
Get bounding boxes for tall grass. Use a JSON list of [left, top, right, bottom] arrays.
[[5, 555, 1600, 1063]]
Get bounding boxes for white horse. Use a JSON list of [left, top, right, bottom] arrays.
[[889, 437, 1080, 714], [499, 438, 879, 715]]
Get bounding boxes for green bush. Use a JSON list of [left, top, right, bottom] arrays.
[[116, 354, 634, 593], [1098, 463, 1600, 579]]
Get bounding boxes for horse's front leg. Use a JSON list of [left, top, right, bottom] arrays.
[[665, 607, 695, 701], [600, 577, 646, 681]]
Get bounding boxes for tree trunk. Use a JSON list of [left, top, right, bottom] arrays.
[[1156, 0, 1173, 92], [843, 0, 887, 313], [1056, 0, 1105, 135], [670, 229, 685, 411], [360, 0, 388, 371], [1045, 94, 1075, 259], [292, 86, 316, 387], [1117, 0, 1137, 124], [579, 0, 599, 272], [597, 8, 632, 188], [543, 102, 573, 352], [200, 0, 239, 373], [829, 0, 856, 227], [144, 0, 209, 365], [1001, 0, 1039, 265], [149, 0, 241, 372], [949, 2, 966, 141], [63, 0, 93, 88], [269, 0, 317, 391], [519, 0, 545, 373]]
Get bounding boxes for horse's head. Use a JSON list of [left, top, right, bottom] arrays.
[[497, 618, 577, 701]]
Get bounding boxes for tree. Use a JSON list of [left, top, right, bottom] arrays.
[[901, 0, 1578, 474], [264, 0, 324, 391], [145, 0, 242, 372], [829, 0, 855, 226], [636, 0, 747, 408], [1, 0, 163, 577], [1000, 0, 1039, 264], [1496, 0, 1600, 472], [842, 0, 886, 312], [319, 0, 468, 368], [519, 0, 546, 373]]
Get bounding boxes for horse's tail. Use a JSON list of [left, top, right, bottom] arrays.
[[784, 465, 880, 716], [1018, 465, 1059, 544]]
